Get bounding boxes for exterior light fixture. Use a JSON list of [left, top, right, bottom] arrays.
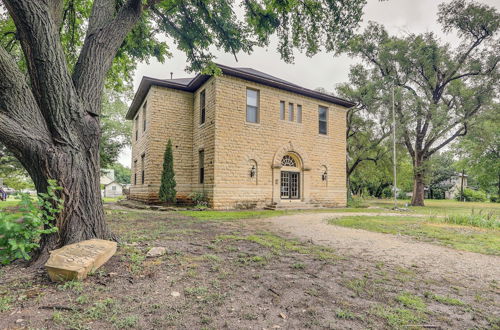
[[250, 165, 256, 178], [322, 171, 327, 181]]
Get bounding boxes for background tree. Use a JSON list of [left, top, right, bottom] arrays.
[[335, 65, 391, 193], [347, 0, 499, 206], [159, 139, 176, 204], [426, 151, 455, 199], [0, 0, 365, 263], [0, 144, 33, 190], [100, 91, 132, 169], [453, 106, 500, 197], [110, 163, 131, 185]]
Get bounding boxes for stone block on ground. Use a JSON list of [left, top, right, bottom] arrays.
[[146, 247, 167, 258], [45, 239, 117, 282]]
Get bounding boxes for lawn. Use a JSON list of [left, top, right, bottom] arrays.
[[1, 205, 498, 329], [327, 215, 500, 255], [367, 198, 500, 217]]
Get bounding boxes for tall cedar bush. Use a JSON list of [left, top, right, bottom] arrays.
[[159, 139, 176, 203]]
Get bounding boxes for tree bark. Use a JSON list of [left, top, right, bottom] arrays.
[[411, 157, 426, 206], [0, 0, 143, 266]]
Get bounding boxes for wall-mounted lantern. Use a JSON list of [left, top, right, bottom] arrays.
[[250, 165, 256, 178], [322, 171, 328, 181]]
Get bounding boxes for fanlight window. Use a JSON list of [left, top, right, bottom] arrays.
[[281, 155, 297, 167]]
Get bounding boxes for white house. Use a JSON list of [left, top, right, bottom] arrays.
[[103, 181, 123, 198], [444, 173, 468, 199]]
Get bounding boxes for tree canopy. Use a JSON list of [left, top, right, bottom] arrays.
[[346, 0, 499, 205]]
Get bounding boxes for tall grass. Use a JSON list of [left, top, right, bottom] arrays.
[[439, 210, 499, 229]]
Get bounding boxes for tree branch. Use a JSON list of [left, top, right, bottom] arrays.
[[427, 124, 467, 156], [72, 0, 143, 115], [3, 0, 79, 143]]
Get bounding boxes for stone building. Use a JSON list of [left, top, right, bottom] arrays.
[[126, 64, 354, 209]]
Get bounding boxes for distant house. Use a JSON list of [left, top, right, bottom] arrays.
[[444, 173, 468, 199], [103, 181, 123, 198], [100, 169, 115, 186]]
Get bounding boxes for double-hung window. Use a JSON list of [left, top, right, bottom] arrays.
[[142, 101, 147, 132], [141, 154, 145, 184], [134, 160, 137, 185], [297, 105, 302, 123], [135, 115, 139, 141], [288, 103, 294, 121], [318, 106, 328, 135], [246, 89, 259, 123], [200, 90, 206, 125], [199, 150, 205, 184], [280, 101, 285, 120]]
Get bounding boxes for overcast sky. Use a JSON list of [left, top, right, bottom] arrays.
[[118, 0, 499, 167]]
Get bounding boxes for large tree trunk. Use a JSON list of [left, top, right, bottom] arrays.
[[29, 145, 114, 266], [411, 158, 426, 206], [0, 0, 143, 266]]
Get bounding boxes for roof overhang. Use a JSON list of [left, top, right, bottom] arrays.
[[126, 64, 355, 120]]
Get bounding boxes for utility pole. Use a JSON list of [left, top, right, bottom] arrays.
[[392, 84, 397, 209]]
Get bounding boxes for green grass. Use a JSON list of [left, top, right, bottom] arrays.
[[327, 215, 500, 255], [367, 199, 500, 217], [396, 292, 426, 311], [440, 212, 499, 229], [424, 292, 466, 306]]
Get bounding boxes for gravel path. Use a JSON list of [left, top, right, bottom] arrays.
[[251, 212, 500, 286]]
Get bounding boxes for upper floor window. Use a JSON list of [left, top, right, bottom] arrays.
[[200, 90, 206, 125], [142, 101, 147, 132], [288, 103, 294, 121], [135, 115, 139, 141], [280, 101, 285, 120], [199, 149, 205, 184], [319, 106, 328, 135], [246, 88, 259, 123], [297, 105, 302, 123]]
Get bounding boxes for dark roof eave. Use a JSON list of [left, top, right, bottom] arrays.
[[126, 67, 355, 120]]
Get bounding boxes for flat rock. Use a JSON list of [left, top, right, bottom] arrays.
[[146, 247, 167, 258], [45, 239, 117, 282]]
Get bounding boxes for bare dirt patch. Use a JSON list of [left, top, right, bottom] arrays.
[[0, 208, 498, 329], [251, 212, 500, 286]]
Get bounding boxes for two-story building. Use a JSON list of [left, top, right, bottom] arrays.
[[126, 64, 354, 209]]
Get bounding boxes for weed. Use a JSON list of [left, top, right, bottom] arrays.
[[344, 278, 369, 296], [371, 304, 426, 328], [57, 280, 84, 293], [0, 295, 12, 312], [335, 308, 356, 320], [291, 262, 305, 269], [203, 254, 221, 262], [396, 292, 426, 311], [114, 315, 138, 328], [76, 294, 89, 305], [184, 286, 209, 297], [242, 312, 258, 320], [439, 210, 499, 229], [425, 292, 465, 306]]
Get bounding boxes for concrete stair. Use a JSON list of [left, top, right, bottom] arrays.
[[264, 201, 321, 210]]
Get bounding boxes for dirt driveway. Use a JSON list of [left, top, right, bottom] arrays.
[[251, 212, 500, 287]]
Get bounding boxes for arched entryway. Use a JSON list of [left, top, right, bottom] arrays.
[[280, 154, 301, 199], [272, 142, 311, 204]]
